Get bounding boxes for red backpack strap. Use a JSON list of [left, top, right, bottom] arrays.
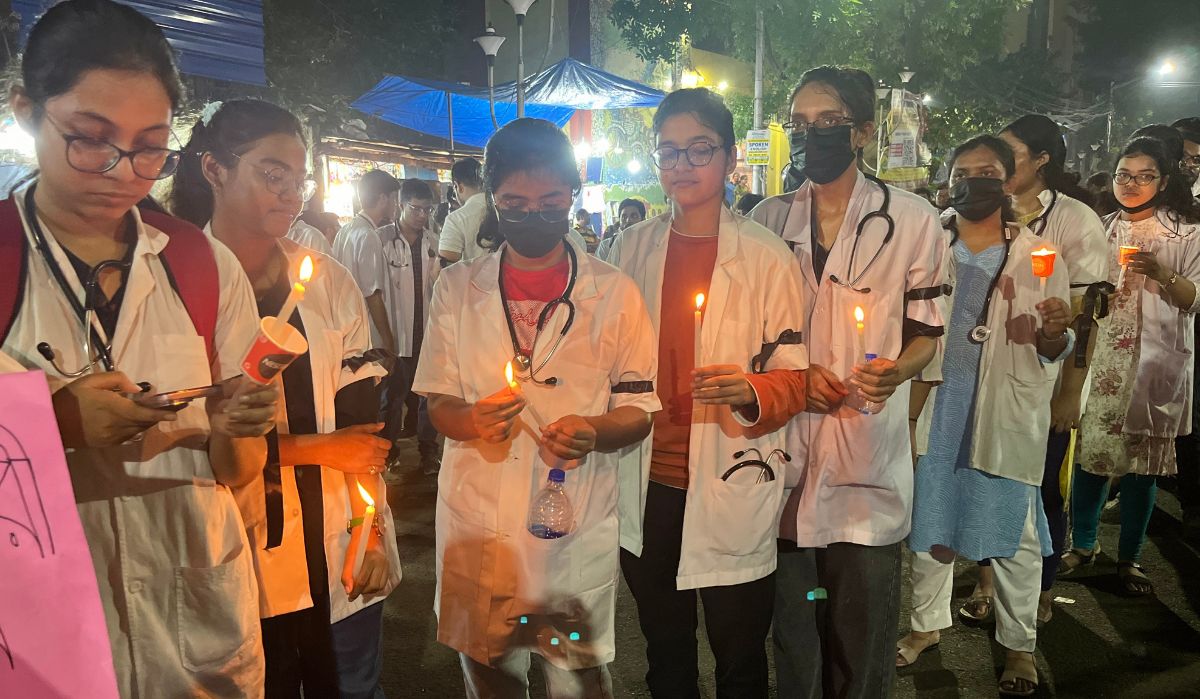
[[0, 198, 28, 349], [139, 208, 219, 363]]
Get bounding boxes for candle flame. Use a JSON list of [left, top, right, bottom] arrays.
[[299, 255, 314, 283], [695, 293, 705, 310], [1031, 247, 1054, 257], [505, 361, 515, 386], [854, 306, 865, 323], [356, 480, 375, 508]]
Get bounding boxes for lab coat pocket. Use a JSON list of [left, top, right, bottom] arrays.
[[174, 551, 259, 674], [999, 372, 1054, 435], [1144, 346, 1191, 435], [707, 477, 782, 556]]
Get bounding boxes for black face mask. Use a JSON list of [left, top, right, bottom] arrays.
[[803, 125, 856, 184], [1118, 192, 1159, 214], [498, 210, 569, 258], [789, 131, 807, 172], [949, 177, 1007, 221]]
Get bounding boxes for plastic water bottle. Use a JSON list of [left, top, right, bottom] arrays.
[[527, 468, 575, 539], [845, 353, 884, 415]]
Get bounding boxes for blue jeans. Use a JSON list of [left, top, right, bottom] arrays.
[[331, 602, 387, 699]]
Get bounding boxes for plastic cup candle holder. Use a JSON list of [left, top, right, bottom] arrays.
[[1031, 247, 1056, 294]]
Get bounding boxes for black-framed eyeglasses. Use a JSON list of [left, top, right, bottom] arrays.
[[228, 152, 318, 201], [44, 114, 180, 181], [406, 203, 435, 216], [652, 142, 721, 170], [495, 207, 571, 224], [781, 115, 855, 136], [1114, 172, 1160, 186]]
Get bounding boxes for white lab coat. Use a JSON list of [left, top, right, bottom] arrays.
[[608, 208, 809, 590], [750, 172, 946, 548], [232, 239, 400, 625], [941, 224, 1073, 485], [438, 192, 490, 262], [412, 238, 659, 670], [378, 223, 441, 357], [1, 184, 264, 697], [1103, 211, 1200, 437], [287, 219, 334, 257]]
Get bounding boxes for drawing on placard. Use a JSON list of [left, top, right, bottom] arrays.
[[0, 423, 55, 669]]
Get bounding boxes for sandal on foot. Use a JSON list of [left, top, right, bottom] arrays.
[[1058, 545, 1100, 577], [958, 593, 994, 624], [999, 652, 1038, 697], [896, 631, 939, 667], [1118, 561, 1153, 596], [1037, 591, 1053, 625]]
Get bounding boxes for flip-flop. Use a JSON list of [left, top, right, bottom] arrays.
[[896, 632, 939, 667]]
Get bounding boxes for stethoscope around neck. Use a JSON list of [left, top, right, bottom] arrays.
[[946, 215, 1013, 344], [24, 185, 131, 376], [498, 242, 578, 386], [810, 173, 895, 294]]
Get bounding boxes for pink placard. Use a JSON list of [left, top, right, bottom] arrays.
[[0, 370, 119, 698]]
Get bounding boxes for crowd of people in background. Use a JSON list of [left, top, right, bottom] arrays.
[[5, 1, 1200, 698]]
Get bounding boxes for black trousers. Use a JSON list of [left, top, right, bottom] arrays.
[[620, 481, 775, 699]]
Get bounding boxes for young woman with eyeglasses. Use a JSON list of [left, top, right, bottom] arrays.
[[413, 117, 658, 697], [1062, 136, 1200, 597], [0, 2, 278, 695], [607, 87, 809, 697], [171, 98, 401, 699]]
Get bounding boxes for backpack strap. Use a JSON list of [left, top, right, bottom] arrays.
[[139, 209, 219, 364], [0, 198, 28, 349]]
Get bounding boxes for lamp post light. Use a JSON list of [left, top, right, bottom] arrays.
[[507, 0, 537, 118], [475, 24, 506, 129]]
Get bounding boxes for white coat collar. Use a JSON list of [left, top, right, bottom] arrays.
[[468, 236, 599, 302]]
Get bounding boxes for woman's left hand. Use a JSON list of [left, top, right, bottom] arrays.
[[541, 415, 597, 464], [1036, 297, 1072, 339], [1128, 251, 1168, 284], [853, 357, 903, 402], [209, 377, 278, 438], [692, 365, 756, 407]]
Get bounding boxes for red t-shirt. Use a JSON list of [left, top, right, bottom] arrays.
[[501, 257, 570, 357]]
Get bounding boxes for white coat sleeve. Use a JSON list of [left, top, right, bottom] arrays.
[[1040, 254, 1076, 363], [1169, 225, 1200, 314], [210, 238, 262, 383], [412, 273, 463, 399], [608, 276, 660, 414], [759, 247, 809, 372], [345, 229, 386, 299], [334, 265, 388, 390], [438, 207, 468, 256], [907, 208, 948, 383], [1062, 206, 1108, 299]]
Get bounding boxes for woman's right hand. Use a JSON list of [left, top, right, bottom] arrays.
[[806, 364, 849, 414], [471, 388, 526, 443], [51, 372, 178, 448], [322, 423, 391, 474]]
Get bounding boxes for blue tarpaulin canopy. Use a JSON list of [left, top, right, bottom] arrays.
[[14, 0, 266, 86], [351, 58, 664, 149]]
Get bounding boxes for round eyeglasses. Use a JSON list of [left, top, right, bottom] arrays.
[[44, 114, 180, 181], [652, 142, 721, 170], [229, 152, 318, 201]]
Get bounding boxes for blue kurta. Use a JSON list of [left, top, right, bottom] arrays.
[[909, 242, 1052, 560]]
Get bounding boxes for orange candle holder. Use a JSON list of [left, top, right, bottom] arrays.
[[1031, 248, 1056, 278], [1119, 245, 1139, 266]]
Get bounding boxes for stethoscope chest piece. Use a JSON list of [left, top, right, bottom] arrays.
[[969, 325, 992, 343]]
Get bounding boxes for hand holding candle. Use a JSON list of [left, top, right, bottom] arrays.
[[351, 478, 376, 578], [1118, 245, 1139, 289], [505, 360, 547, 431], [1031, 247, 1056, 294], [694, 293, 705, 369], [854, 306, 867, 361], [241, 255, 313, 384], [275, 255, 314, 333]]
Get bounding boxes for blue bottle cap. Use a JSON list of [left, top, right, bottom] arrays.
[[549, 468, 565, 483], [864, 353, 878, 361]]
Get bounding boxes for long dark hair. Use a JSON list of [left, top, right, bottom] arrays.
[[169, 99, 306, 227], [477, 118, 581, 251], [1002, 114, 1093, 205], [20, 0, 184, 117], [947, 134, 1017, 223], [1116, 137, 1200, 225]]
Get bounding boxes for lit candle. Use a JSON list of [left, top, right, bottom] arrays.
[[854, 306, 866, 361], [275, 255, 314, 333], [1118, 245, 1139, 289], [1031, 247, 1056, 294], [504, 360, 546, 431], [352, 478, 376, 577], [694, 293, 705, 368]]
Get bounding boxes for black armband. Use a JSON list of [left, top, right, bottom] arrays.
[[751, 329, 804, 374]]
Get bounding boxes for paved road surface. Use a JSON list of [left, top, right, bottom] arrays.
[[378, 446, 1200, 698]]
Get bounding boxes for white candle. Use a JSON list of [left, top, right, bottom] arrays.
[[694, 293, 705, 368], [854, 306, 866, 361], [275, 255, 314, 334], [505, 361, 547, 431], [352, 479, 376, 577]]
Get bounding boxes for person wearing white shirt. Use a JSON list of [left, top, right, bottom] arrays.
[[438, 157, 488, 264], [379, 178, 442, 474], [288, 217, 333, 256], [333, 170, 400, 358]]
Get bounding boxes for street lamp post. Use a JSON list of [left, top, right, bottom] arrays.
[[474, 24, 506, 130], [1106, 59, 1181, 153], [507, 0, 537, 118]]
